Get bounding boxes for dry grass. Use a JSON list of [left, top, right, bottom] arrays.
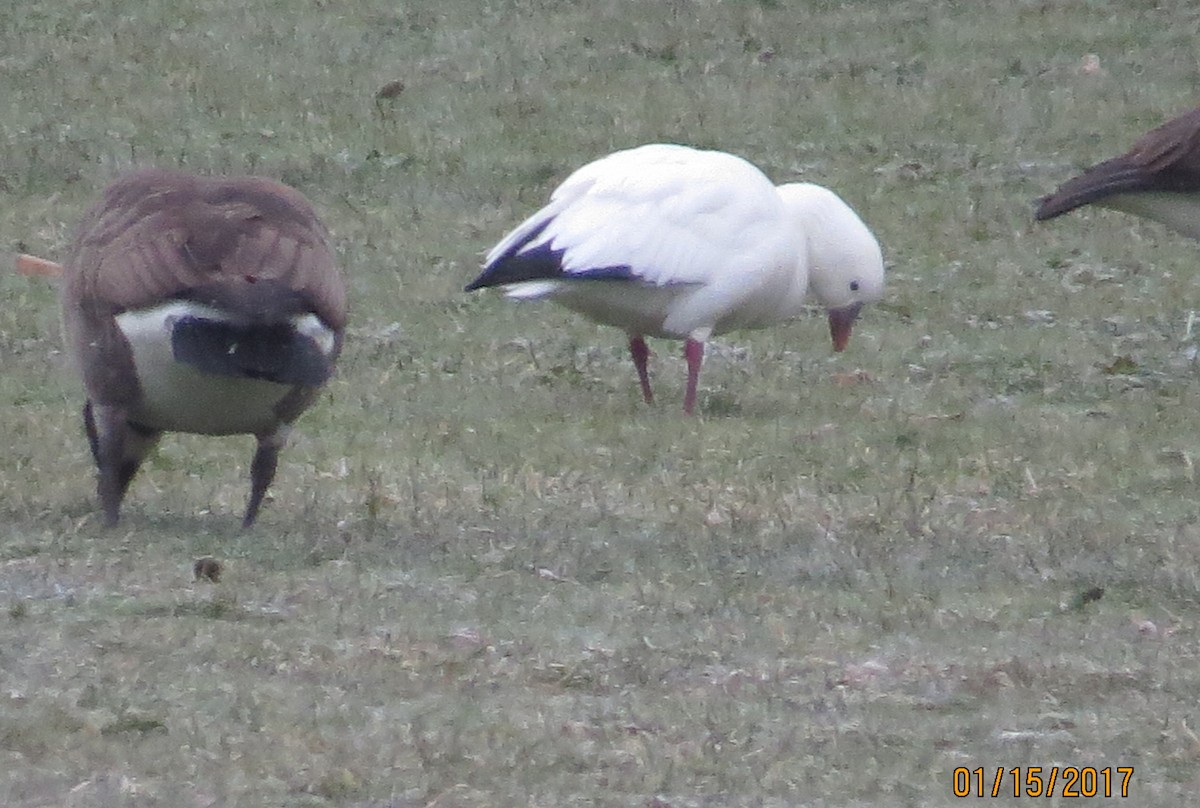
[[4, 0, 1200, 805]]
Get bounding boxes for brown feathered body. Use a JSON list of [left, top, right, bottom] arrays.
[[1035, 106, 1200, 239], [61, 169, 347, 527]]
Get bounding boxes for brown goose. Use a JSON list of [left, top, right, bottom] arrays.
[[61, 169, 347, 527], [1035, 105, 1200, 238]]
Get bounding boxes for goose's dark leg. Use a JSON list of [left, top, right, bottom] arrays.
[[244, 426, 289, 528], [85, 401, 158, 526]]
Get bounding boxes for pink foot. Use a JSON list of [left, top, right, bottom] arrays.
[[683, 338, 704, 415], [629, 336, 654, 404]]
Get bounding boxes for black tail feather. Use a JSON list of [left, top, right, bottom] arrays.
[[171, 317, 333, 386]]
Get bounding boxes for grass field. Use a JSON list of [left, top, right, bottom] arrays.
[[4, 0, 1200, 805]]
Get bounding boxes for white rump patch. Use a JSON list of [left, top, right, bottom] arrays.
[[114, 301, 329, 435]]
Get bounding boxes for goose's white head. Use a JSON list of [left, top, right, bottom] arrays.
[[778, 182, 885, 351]]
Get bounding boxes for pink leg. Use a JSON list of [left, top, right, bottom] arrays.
[[683, 338, 704, 415], [629, 336, 654, 404]]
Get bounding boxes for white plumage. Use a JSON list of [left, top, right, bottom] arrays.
[[466, 143, 885, 414]]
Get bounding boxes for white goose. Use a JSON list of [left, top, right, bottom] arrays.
[[465, 143, 885, 414]]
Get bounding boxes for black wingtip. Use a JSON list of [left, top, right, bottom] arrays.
[[1033, 193, 1071, 222], [1032, 155, 1187, 223], [465, 240, 570, 292]]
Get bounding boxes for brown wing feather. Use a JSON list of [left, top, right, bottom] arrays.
[[1035, 105, 1200, 221], [64, 169, 346, 329], [1128, 106, 1200, 173]]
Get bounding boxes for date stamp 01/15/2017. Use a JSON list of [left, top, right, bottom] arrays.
[[952, 766, 1134, 798]]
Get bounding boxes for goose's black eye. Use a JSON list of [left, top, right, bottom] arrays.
[[850, 280, 860, 292]]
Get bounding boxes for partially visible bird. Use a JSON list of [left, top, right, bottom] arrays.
[[1035, 105, 1200, 238], [60, 168, 347, 527], [465, 144, 885, 414]]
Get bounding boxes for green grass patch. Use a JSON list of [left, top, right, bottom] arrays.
[[4, 0, 1200, 805]]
